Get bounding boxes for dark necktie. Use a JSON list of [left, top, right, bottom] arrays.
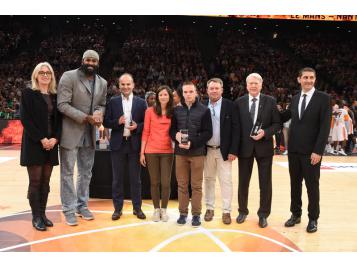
[[250, 97, 257, 122], [300, 94, 307, 119]]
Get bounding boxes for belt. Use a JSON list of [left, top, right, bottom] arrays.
[[207, 145, 220, 149]]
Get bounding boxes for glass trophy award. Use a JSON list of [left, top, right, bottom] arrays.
[[250, 120, 262, 136], [180, 129, 189, 145]]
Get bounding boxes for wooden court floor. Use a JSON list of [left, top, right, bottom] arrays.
[[0, 145, 356, 252]]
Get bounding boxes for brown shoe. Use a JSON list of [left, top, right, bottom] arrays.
[[204, 209, 214, 221], [222, 213, 231, 225]]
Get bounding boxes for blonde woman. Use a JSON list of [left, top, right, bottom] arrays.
[[20, 62, 62, 231]]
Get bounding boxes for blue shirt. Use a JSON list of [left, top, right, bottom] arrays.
[[207, 97, 222, 146]]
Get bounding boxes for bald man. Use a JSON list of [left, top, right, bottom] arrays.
[[103, 73, 147, 220]]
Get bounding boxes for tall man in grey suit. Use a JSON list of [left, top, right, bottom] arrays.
[[57, 50, 107, 226]]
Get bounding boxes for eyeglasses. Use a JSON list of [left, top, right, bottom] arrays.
[[38, 71, 52, 76]]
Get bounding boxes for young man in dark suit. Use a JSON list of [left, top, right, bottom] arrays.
[[203, 78, 239, 225], [234, 73, 281, 228], [103, 73, 147, 221], [282, 67, 331, 233]]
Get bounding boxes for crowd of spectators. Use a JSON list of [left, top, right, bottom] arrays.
[[1, 23, 356, 128], [0, 23, 105, 119], [108, 27, 208, 99], [286, 32, 357, 96]]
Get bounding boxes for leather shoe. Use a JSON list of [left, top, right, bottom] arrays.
[[133, 209, 146, 220], [284, 215, 301, 227], [236, 213, 247, 224], [258, 217, 268, 228], [204, 209, 214, 222], [306, 220, 318, 233], [222, 213, 231, 225], [41, 215, 54, 227], [32, 216, 46, 231], [112, 210, 122, 221]]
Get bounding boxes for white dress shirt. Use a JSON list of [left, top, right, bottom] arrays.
[[249, 93, 260, 124], [122, 93, 133, 137], [298, 87, 315, 118]]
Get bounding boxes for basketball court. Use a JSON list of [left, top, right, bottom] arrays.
[[0, 144, 356, 252]]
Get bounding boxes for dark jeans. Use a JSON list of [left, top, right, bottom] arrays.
[[111, 139, 142, 212]]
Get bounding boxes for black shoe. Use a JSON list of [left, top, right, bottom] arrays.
[[112, 210, 122, 221], [306, 220, 318, 233], [41, 215, 54, 227], [192, 215, 201, 227], [177, 214, 187, 225], [258, 217, 268, 228], [284, 215, 301, 227], [32, 216, 46, 231], [133, 209, 146, 220], [236, 213, 247, 224]]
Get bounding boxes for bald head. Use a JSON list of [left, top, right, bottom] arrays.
[[118, 73, 135, 98]]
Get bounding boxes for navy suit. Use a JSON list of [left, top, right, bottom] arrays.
[[103, 95, 147, 211]]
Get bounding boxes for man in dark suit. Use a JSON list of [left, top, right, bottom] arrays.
[[234, 73, 280, 228], [103, 73, 147, 221], [203, 78, 239, 225], [281, 67, 331, 233]]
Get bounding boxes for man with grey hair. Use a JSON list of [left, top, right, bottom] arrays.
[[57, 49, 107, 226], [203, 78, 239, 224], [234, 72, 280, 228]]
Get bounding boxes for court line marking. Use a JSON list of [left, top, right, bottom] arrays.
[[200, 227, 232, 252], [0, 221, 156, 252], [149, 228, 299, 252], [0, 145, 18, 150], [0, 210, 299, 252]]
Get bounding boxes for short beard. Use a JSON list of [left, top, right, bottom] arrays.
[[80, 64, 99, 76]]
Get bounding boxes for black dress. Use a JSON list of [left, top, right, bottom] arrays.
[[20, 88, 62, 166]]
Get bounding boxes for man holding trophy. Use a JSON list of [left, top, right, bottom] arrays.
[[234, 73, 280, 228], [169, 81, 212, 227], [57, 49, 107, 226]]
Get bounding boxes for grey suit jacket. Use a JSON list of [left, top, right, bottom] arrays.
[[57, 68, 107, 149]]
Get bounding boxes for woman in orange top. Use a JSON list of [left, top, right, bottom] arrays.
[[140, 85, 174, 222]]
